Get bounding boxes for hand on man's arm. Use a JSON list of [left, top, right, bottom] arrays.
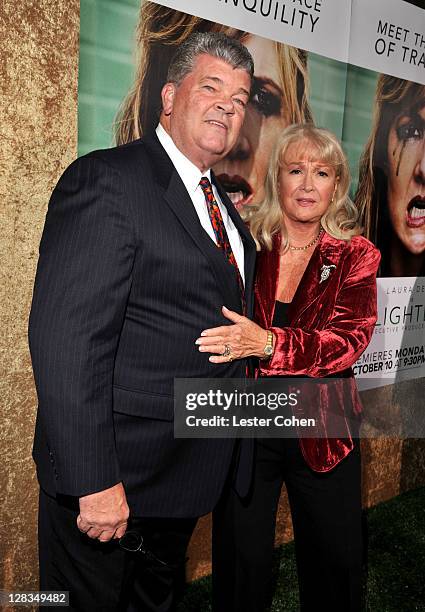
[[78, 482, 129, 542]]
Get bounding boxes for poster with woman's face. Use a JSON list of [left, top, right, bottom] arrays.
[[353, 74, 425, 277], [78, 0, 424, 283], [380, 82, 425, 276], [77, 0, 425, 419], [213, 35, 300, 208], [108, 3, 317, 210], [384, 85, 425, 276], [387, 94, 425, 244]]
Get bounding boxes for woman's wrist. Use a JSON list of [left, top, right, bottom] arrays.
[[258, 329, 275, 360]]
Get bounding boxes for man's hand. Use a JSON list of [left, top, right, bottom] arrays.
[[77, 482, 129, 542]]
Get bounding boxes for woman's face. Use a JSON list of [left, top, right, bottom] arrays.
[[386, 101, 425, 256], [213, 35, 292, 208], [278, 141, 337, 226]]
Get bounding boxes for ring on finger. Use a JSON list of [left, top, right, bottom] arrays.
[[222, 344, 231, 358]]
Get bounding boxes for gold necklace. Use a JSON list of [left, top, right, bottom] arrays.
[[289, 228, 323, 251]]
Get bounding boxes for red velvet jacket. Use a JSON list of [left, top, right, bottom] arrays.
[[255, 231, 381, 471]]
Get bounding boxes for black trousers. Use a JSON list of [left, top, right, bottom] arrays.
[[38, 489, 197, 611], [212, 438, 363, 612]]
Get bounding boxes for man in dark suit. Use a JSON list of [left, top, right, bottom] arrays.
[[29, 32, 255, 611]]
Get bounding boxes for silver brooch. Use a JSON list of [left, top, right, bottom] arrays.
[[320, 264, 336, 284]]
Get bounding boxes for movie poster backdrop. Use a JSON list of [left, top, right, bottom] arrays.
[[78, 0, 425, 388]]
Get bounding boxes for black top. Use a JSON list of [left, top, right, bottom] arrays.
[[272, 300, 291, 327]]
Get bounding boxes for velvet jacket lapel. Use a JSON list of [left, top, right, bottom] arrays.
[[143, 132, 256, 316], [255, 231, 346, 328]]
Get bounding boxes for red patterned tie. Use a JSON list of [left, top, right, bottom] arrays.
[[199, 176, 246, 314]]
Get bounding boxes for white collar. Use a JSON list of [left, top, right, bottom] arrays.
[[155, 123, 212, 193]]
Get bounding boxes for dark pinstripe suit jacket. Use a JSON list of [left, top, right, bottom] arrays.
[[29, 132, 256, 517]]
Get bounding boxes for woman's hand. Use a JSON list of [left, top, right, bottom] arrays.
[[196, 306, 269, 363]]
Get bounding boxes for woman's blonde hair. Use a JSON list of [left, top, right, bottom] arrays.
[[244, 124, 362, 250], [355, 76, 425, 275], [115, 1, 312, 144]]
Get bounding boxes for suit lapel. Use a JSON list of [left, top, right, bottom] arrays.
[[143, 133, 254, 315], [143, 132, 211, 250]]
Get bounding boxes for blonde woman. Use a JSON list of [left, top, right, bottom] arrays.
[[356, 75, 425, 277], [116, 1, 312, 207], [198, 125, 380, 611]]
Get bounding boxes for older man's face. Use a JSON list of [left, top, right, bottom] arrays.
[[161, 54, 251, 172]]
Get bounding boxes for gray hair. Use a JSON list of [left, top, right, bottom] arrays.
[[166, 31, 254, 85]]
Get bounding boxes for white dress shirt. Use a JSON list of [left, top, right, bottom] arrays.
[[156, 123, 245, 284]]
